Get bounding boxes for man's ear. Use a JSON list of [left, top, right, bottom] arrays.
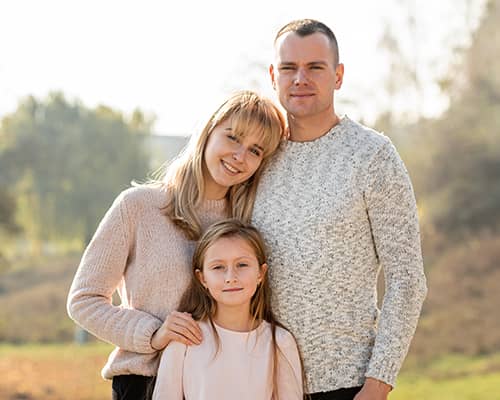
[[335, 63, 344, 90], [269, 64, 276, 90]]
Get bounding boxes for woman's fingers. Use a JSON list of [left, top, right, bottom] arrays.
[[166, 312, 202, 344]]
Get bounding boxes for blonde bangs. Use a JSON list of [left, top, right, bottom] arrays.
[[212, 91, 285, 158], [230, 109, 283, 157]]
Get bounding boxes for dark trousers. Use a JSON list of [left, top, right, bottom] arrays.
[[112, 374, 156, 400], [309, 386, 363, 400]]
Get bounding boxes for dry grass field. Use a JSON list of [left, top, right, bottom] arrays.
[[1, 343, 499, 399], [0, 343, 111, 400]]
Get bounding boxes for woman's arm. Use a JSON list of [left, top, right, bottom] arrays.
[[67, 189, 163, 353]]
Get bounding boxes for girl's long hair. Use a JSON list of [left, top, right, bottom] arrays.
[[178, 219, 305, 399], [161, 91, 285, 240]]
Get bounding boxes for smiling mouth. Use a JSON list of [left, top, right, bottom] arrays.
[[291, 93, 315, 98], [221, 160, 240, 174], [222, 288, 244, 292]]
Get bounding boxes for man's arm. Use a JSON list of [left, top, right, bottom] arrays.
[[363, 140, 428, 387]]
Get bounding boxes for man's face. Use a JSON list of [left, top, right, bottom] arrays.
[[270, 32, 343, 120]]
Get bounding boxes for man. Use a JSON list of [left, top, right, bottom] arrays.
[[252, 19, 427, 400]]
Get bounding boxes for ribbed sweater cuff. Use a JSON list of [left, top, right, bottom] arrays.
[[365, 358, 400, 387], [133, 316, 163, 354]]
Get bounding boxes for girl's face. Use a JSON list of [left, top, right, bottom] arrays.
[[197, 236, 267, 312], [203, 119, 265, 200]]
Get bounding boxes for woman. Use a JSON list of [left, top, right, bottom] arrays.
[[67, 90, 285, 400]]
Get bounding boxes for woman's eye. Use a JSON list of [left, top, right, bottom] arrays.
[[237, 263, 248, 268], [227, 134, 239, 142], [249, 148, 261, 157], [213, 265, 224, 270]]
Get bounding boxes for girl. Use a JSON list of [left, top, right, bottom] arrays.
[[67, 91, 285, 400], [152, 219, 304, 400]]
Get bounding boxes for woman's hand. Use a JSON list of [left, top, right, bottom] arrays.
[[151, 311, 202, 350]]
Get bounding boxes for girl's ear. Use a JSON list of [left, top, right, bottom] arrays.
[[195, 269, 207, 287], [258, 263, 268, 283]]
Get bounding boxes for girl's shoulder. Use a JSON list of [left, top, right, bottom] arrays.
[[261, 322, 298, 349]]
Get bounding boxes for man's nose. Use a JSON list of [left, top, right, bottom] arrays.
[[293, 68, 309, 85]]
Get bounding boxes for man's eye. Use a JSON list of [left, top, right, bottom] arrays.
[[279, 66, 294, 71]]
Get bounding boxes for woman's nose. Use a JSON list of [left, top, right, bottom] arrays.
[[232, 146, 246, 163]]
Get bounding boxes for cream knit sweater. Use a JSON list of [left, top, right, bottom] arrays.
[[252, 116, 427, 392], [67, 185, 227, 379]]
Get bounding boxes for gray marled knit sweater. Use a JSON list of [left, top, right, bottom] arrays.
[[252, 116, 427, 393]]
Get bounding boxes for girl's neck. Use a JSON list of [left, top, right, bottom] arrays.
[[213, 307, 257, 332]]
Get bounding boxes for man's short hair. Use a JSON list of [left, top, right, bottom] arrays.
[[274, 19, 339, 66]]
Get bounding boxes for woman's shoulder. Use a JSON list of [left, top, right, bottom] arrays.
[[116, 183, 170, 211]]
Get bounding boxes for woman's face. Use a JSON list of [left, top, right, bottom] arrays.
[[203, 119, 265, 200]]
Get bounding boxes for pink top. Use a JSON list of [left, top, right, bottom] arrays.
[[153, 320, 303, 400]]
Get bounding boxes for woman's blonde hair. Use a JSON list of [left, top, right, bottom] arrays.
[[178, 219, 304, 400], [162, 90, 285, 240]]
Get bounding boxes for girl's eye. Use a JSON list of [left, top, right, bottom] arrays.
[[227, 134, 239, 142]]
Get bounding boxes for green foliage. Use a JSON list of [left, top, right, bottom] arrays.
[[415, 0, 500, 239], [0, 93, 152, 248], [0, 190, 18, 234], [372, 0, 500, 361]]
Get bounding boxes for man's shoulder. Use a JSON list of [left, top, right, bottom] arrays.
[[341, 116, 391, 152]]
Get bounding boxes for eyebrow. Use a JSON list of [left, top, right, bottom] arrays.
[[279, 61, 329, 67], [205, 255, 255, 264], [226, 128, 265, 152]]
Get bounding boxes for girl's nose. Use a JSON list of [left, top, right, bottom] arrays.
[[225, 268, 238, 283]]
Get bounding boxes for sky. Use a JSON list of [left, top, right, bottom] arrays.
[[0, 0, 485, 135]]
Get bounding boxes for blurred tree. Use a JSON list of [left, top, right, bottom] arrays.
[[0, 93, 151, 253], [0, 190, 18, 234], [418, 0, 500, 239]]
